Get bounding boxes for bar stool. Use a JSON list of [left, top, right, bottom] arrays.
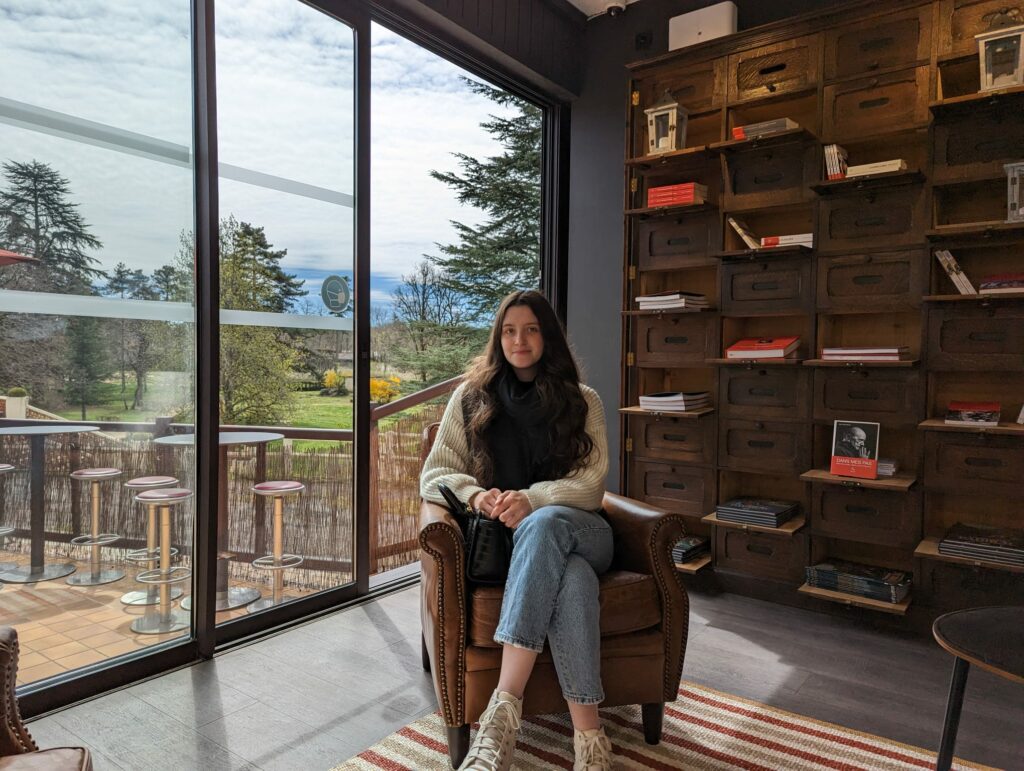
[[121, 475, 183, 606], [0, 463, 16, 574], [131, 487, 192, 634], [248, 481, 304, 612], [67, 467, 124, 586]]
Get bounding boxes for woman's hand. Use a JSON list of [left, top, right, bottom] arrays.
[[470, 488, 502, 517], [491, 490, 532, 529]]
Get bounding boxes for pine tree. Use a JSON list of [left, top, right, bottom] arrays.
[[221, 217, 304, 312], [429, 80, 542, 320], [105, 262, 134, 404]]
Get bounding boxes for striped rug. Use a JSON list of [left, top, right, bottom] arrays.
[[333, 682, 994, 770]]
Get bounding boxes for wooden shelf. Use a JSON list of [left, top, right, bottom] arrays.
[[803, 359, 918, 368], [799, 469, 917, 492], [914, 537, 1024, 575], [710, 127, 817, 153], [706, 357, 804, 366], [713, 245, 812, 260], [810, 170, 924, 195], [918, 419, 1024, 436], [638, 257, 720, 272], [923, 293, 1024, 303], [625, 202, 716, 217], [622, 307, 717, 316], [798, 583, 911, 615], [702, 511, 806, 536], [930, 84, 1024, 116], [619, 406, 714, 418], [626, 145, 712, 170], [926, 222, 1024, 241], [675, 554, 712, 574]]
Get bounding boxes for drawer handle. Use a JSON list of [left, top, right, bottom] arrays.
[[664, 335, 689, 344], [753, 172, 784, 185], [748, 387, 777, 397], [859, 97, 890, 110], [752, 281, 780, 291], [968, 331, 1005, 342], [859, 36, 894, 52], [848, 390, 880, 400], [852, 274, 884, 285], [965, 457, 1002, 468], [748, 440, 775, 448], [667, 236, 692, 246], [758, 62, 787, 76], [664, 433, 689, 442], [746, 543, 774, 556], [844, 505, 878, 515], [663, 481, 687, 490], [856, 216, 887, 227]]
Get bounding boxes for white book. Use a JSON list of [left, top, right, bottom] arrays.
[[936, 250, 977, 294], [636, 291, 707, 302], [727, 216, 760, 249], [760, 233, 814, 246], [846, 159, 907, 177]]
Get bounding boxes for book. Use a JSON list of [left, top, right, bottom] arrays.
[[845, 159, 907, 177], [941, 523, 1024, 554], [978, 273, 1024, 295], [820, 346, 908, 362], [716, 498, 799, 528], [805, 559, 911, 603], [731, 117, 799, 140], [821, 347, 908, 355], [1018, 404, 1024, 425], [672, 535, 710, 564], [830, 419, 880, 479], [725, 336, 800, 359], [647, 182, 708, 197], [635, 290, 707, 302], [638, 391, 711, 411], [760, 233, 814, 248], [877, 458, 899, 477], [934, 250, 977, 295], [824, 143, 848, 180], [944, 401, 1001, 427], [727, 216, 760, 249]]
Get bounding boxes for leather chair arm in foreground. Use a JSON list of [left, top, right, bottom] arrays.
[[1, 627, 92, 771]]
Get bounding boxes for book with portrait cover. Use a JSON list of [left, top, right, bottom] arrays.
[[829, 419, 880, 479]]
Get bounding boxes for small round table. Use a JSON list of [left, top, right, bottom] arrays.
[[153, 431, 283, 611], [0, 425, 99, 583], [932, 605, 1024, 771]]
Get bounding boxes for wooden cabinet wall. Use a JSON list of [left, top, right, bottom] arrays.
[[623, 0, 1024, 625]]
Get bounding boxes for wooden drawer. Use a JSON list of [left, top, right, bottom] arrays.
[[824, 7, 932, 80], [721, 256, 813, 316], [816, 250, 926, 313], [628, 413, 716, 466], [813, 367, 924, 425], [917, 560, 1024, 609], [939, 0, 1024, 57], [818, 185, 926, 253], [810, 485, 921, 548], [637, 211, 720, 271], [637, 58, 725, 116], [715, 529, 807, 582], [933, 108, 1024, 184], [718, 418, 811, 475], [728, 36, 820, 103], [628, 460, 715, 517], [823, 67, 930, 143], [719, 366, 811, 421], [924, 431, 1024, 497], [926, 304, 1024, 371], [635, 313, 717, 367], [724, 142, 817, 210]]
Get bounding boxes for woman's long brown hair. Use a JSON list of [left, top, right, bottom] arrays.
[[462, 290, 594, 488]]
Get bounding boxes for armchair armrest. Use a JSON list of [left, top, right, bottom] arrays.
[[419, 501, 468, 727], [1, 626, 39, 756], [602, 492, 690, 702]]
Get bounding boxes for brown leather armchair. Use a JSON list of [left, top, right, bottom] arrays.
[[1, 627, 92, 771], [419, 423, 689, 767]]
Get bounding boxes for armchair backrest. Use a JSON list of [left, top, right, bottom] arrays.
[[1, 626, 39, 757], [421, 422, 441, 465]]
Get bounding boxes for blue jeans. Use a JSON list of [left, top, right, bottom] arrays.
[[493, 505, 614, 705]]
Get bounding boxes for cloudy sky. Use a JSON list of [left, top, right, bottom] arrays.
[[0, 0, 522, 316]]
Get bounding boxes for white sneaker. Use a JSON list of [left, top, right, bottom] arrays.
[[459, 690, 523, 771], [573, 726, 614, 771]]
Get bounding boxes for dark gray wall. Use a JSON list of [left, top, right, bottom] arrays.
[[566, 0, 848, 491]]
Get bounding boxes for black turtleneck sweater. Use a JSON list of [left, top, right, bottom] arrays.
[[484, 370, 552, 491]]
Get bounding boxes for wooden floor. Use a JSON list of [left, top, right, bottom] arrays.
[[26, 585, 1024, 770]]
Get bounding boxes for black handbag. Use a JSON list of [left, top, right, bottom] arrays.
[[437, 483, 513, 585]]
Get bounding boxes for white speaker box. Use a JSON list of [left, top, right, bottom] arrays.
[[669, 1, 738, 51]]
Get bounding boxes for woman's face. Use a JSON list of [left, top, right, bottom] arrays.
[[500, 304, 544, 381]]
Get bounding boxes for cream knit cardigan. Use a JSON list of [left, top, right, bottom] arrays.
[[420, 382, 608, 512]]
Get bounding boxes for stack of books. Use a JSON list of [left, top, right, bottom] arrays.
[[944, 400, 1001, 427], [877, 458, 899, 477], [760, 233, 813, 248], [716, 498, 799, 528], [731, 117, 799, 140], [979, 273, 1024, 295], [934, 250, 976, 294], [939, 523, 1024, 567], [726, 336, 800, 360], [819, 346, 909, 362], [672, 536, 710, 565], [638, 391, 711, 412], [824, 143, 848, 180], [646, 182, 708, 208], [635, 290, 708, 311], [805, 560, 912, 603], [846, 159, 907, 178]]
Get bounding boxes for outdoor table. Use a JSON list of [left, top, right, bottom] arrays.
[[0, 424, 99, 583], [153, 431, 283, 611]]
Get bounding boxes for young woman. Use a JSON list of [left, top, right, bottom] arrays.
[[420, 290, 614, 771]]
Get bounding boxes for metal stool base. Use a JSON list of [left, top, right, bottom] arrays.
[[131, 609, 190, 635], [0, 563, 76, 583], [120, 586, 184, 606], [66, 568, 125, 586], [180, 585, 261, 612], [247, 595, 292, 613]]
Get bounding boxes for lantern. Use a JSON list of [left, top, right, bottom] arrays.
[[976, 24, 1024, 91], [644, 91, 687, 155]]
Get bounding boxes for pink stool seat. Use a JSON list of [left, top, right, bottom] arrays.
[[70, 467, 121, 480], [126, 475, 179, 489], [253, 480, 305, 497], [135, 487, 194, 504], [0, 463, 14, 474]]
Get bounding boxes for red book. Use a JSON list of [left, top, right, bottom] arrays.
[[725, 336, 800, 359], [648, 182, 705, 195], [829, 420, 880, 480], [647, 196, 703, 207]]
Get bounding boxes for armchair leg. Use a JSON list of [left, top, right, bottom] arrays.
[[447, 724, 470, 768], [642, 702, 664, 745], [421, 633, 431, 673]]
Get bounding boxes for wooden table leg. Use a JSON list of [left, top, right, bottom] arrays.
[[936, 656, 970, 771]]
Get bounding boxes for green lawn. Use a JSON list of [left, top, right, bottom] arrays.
[[285, 391, 353, 429]]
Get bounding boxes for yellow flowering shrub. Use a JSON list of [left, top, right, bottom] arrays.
[[370, 376, 401, 404]]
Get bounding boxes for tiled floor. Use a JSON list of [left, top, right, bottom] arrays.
[[24, 585, 1024, 770]]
